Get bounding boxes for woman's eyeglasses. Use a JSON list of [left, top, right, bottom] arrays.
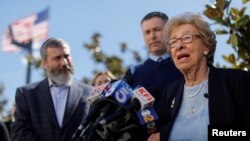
[[167, 34, 201, 49]]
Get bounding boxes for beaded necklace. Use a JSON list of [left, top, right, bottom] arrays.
[[184, 68, 209, 98]]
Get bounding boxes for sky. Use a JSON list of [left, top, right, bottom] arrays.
[[0, 0, 247, 113]]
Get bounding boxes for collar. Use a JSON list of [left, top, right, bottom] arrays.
[[48, 78, 54, 87], [149, 53, 169, 62], [48, 78, 70, 88]]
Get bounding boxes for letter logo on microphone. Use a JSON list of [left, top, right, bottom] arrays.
[[136, 107, 159, 125], [132, 87, 155, 110], [105, 80, 132, 106], [115, 87, 128, 104], [87, 82, 111, 103], [136, 107, 160, 134], [101, 82, 111, 95], [142, 110, 155, 123]]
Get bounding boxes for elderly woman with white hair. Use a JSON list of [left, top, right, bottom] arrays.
[[148, 12, 250, 141]]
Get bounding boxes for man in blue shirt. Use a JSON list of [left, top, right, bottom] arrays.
[[11, 38, 93, 141]]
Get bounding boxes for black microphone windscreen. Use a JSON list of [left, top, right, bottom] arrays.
[[72, 99, 108, 140]]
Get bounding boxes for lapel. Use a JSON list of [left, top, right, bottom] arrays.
[[207, 65, 218, 124], [170, 79, 185, 118], [36, 78, 60, 128], [61, 80, 82, 128], [207, 65, 216, 99]]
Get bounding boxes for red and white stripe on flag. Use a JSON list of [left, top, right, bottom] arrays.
[[1, 8, 49, 52], [1, 28, 20, 52]]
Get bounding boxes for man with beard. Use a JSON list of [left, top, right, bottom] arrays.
[[11, 38, 93, 141]]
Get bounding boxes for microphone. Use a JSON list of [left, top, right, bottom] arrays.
[[87, 82, 111, 103], [136, 107, 158, 124], [98, 86, 156, 126], [99, 124, 140, 140], [72, 99, 110, 140], [136, 106, 171, 134], [94, 79, 134, 126], [92, 98, 141, 141], [132, 86, 155, 110], [73, 81, 159, 140], [89, 80, 133, 124], [73, 79, 134, 140], [72, 83, 112, 140], [98, 100, 140, 126], [104, 79, 133, 106], [84, 82, 112, 125]]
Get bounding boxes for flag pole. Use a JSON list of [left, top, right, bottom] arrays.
[[26, 46, 32, 84], [8, 25, 33, 84], [5, 7, 49, 84]]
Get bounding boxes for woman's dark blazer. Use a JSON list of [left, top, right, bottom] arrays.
[[160, 65, 250, 140]]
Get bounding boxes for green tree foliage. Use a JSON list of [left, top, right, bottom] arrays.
[[83, 32, 142, 83], [0, 83, 7, 114], [0, 83, 12, 122], [204, 0, 250, 70]]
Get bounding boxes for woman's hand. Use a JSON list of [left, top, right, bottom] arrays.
[[147, 132, 160, 141]]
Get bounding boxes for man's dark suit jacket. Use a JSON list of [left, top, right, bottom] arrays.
[[11, 78, 93, 141], [160, 66, 250, 140], [0, 121, 10, 141]]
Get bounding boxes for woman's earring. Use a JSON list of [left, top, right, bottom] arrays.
[[204, 51, 208, 55]]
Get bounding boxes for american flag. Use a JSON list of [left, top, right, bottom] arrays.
[[1, 8, 49, 52]]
